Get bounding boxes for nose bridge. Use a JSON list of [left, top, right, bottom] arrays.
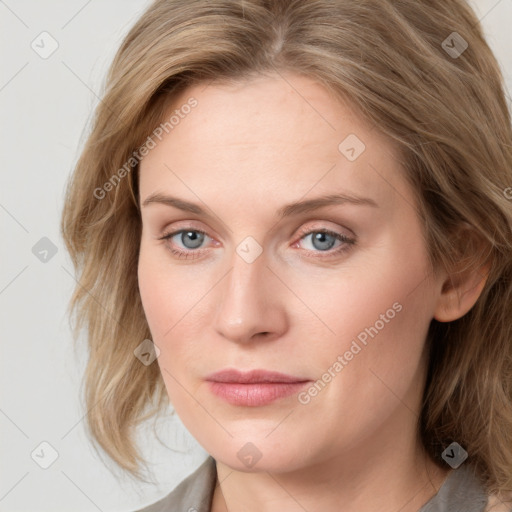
[[214, 246, 284, 342]]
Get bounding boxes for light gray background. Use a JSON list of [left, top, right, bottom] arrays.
[[0, 1, 510, 511]]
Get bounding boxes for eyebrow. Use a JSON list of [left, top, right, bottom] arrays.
[[141, 192, 378, 219]]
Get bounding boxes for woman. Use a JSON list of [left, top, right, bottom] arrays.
[[61, 0, 512, 510]]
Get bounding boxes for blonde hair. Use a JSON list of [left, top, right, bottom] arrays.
[[61, 0, 512, 499]]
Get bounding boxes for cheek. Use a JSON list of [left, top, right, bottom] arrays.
[[137, 245, 195, 359], [291, 229, 433, 357], [138, 240, 196, 336], [137, 243, 212, 373], [303, 235, 434, 413], [137, 250, 196, 408], [137, 249, 170, 338], [288, 259, 433, 454]]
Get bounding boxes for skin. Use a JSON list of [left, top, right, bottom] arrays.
[[137, 72, 488, 512]]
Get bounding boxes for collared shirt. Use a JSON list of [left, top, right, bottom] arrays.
[[135, 456, 489, 512]]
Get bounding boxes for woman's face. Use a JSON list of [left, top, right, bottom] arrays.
[[137, 72, 443, 472]]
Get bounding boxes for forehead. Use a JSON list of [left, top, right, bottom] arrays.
[[139, 72, 410, 215], [162, 73, 376, 149]]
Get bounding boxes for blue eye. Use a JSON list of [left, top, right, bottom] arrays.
[[173, 230, 206, 250], [302, 231, 339, 251], [159, 229, 210, 259], [295, 229, 355, 258]]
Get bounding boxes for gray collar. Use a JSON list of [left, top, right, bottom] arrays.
[[418, 463, 488, 512]]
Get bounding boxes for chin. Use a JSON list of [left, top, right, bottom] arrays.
[[208, 438, 312, 474]]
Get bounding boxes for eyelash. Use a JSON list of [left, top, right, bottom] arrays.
[[158, 226, 356, 261]]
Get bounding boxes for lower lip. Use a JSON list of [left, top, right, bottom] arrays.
[[207, 381, 310, 407]]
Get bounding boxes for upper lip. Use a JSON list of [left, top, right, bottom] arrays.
[[206, 369, 309, 384]]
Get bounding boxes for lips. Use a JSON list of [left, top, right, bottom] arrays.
[[205, 369, 311, 407], [205, 368, 309, 384]]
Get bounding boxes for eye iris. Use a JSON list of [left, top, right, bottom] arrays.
[[311, 232, 336, 251], [181, 231, 204, 249]]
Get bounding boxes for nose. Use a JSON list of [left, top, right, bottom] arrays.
[[213, 248, 288, 344]]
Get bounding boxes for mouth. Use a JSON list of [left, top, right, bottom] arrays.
[[205, 369, 311, 407]]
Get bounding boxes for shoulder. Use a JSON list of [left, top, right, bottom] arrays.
[[133, 456, 217, 512], [420, 464, 500, 512]]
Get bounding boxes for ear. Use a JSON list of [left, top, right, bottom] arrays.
[[433, 226, 491, 323]]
